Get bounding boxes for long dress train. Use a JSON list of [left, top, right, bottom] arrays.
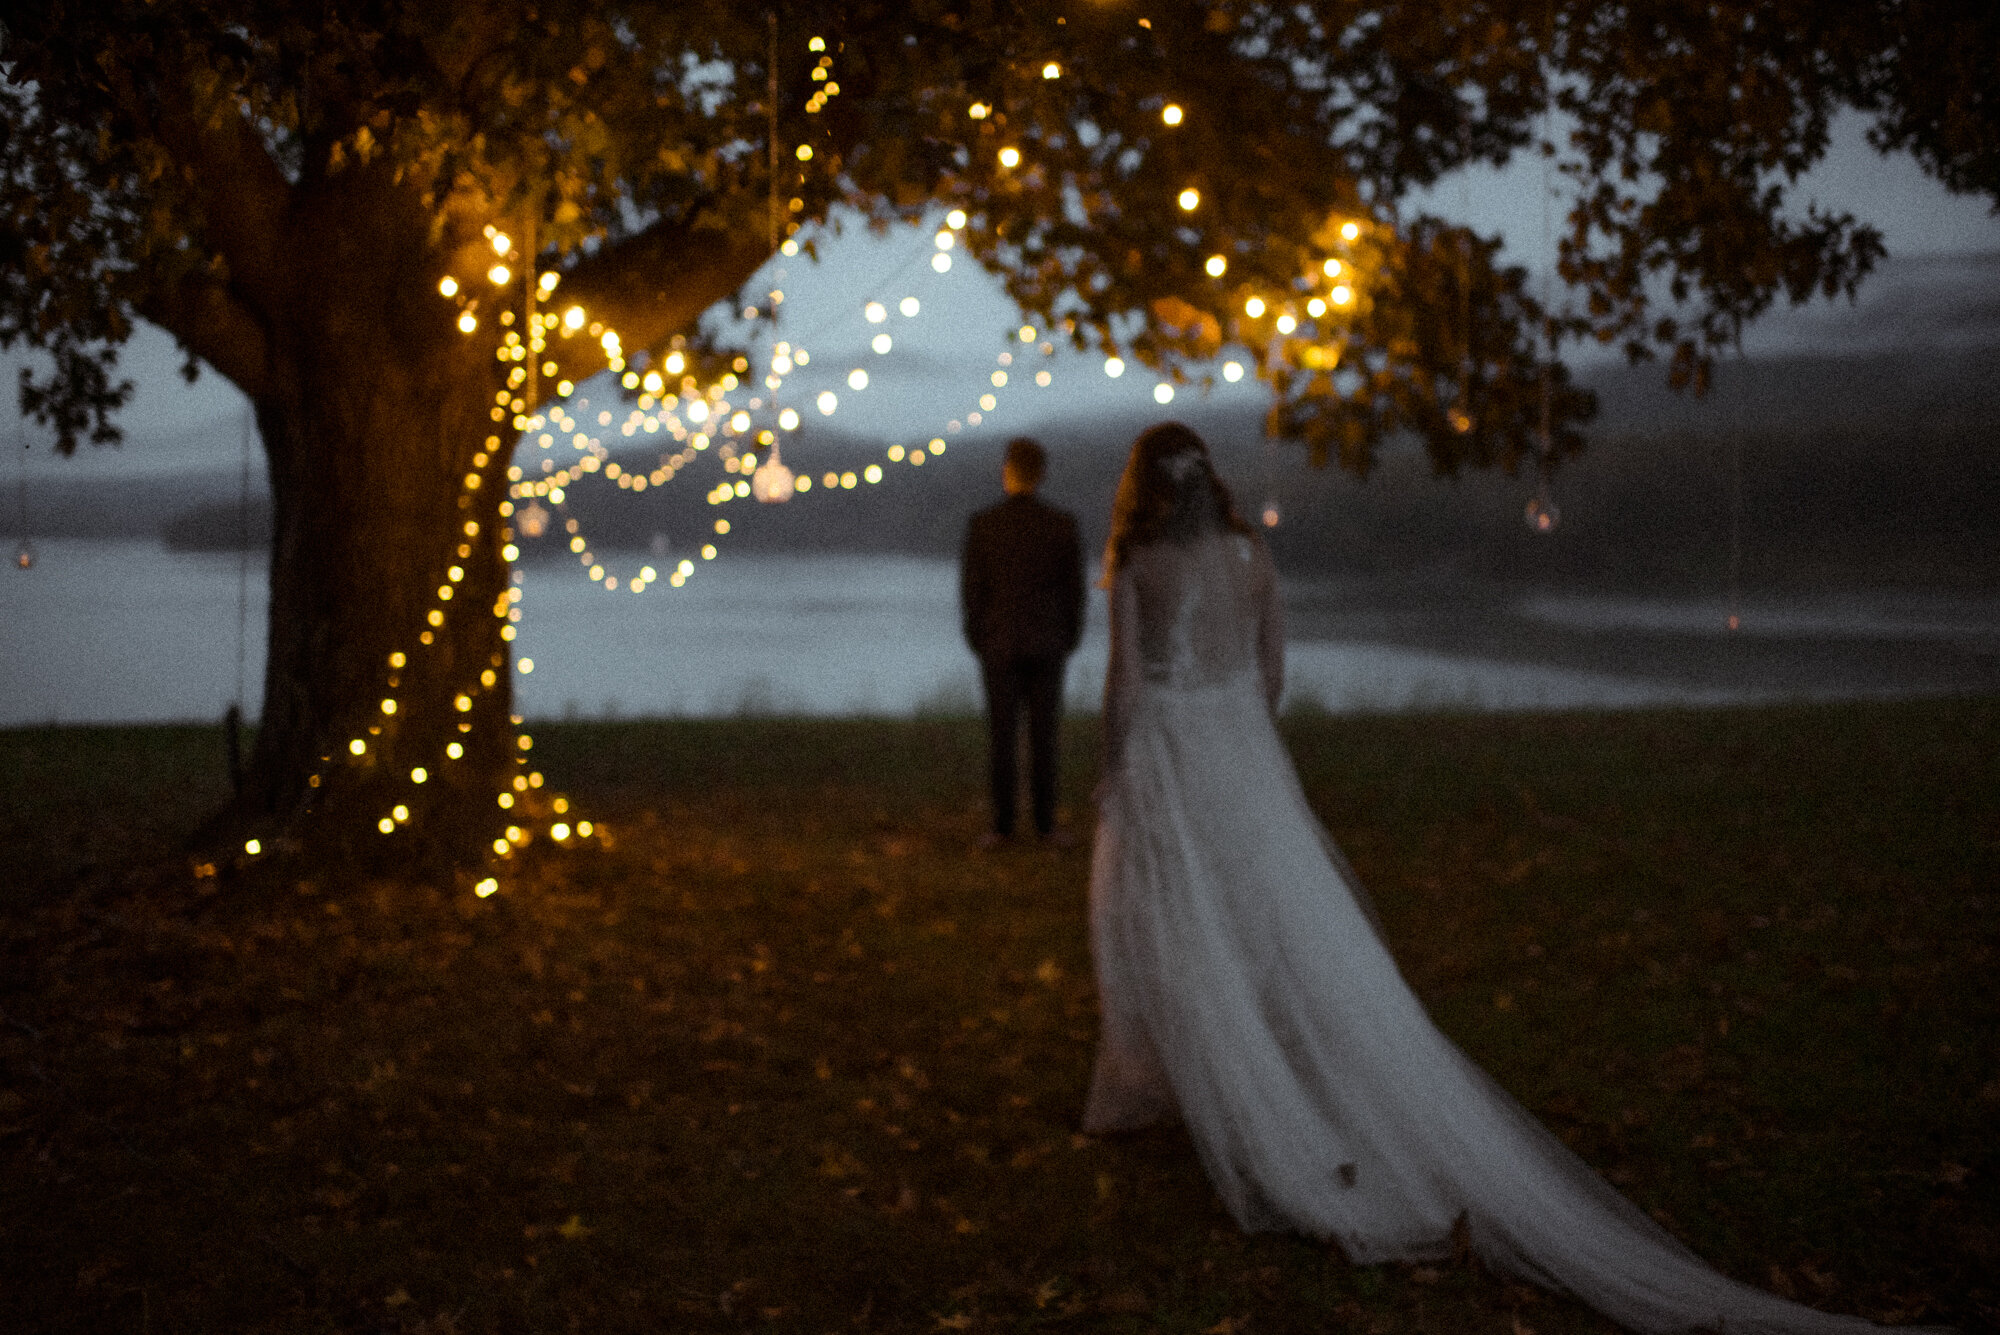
[[1084, 531, 1893, 1334]]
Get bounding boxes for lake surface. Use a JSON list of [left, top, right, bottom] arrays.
[[3, 540, 1994, 727]]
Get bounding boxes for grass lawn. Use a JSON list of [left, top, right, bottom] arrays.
[[1, 699, 1994, 1334]]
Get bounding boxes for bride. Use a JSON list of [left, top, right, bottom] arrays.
[[1082, 422, 1898, 1334]]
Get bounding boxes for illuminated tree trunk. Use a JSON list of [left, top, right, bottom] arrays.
[[230, 188, 523, 867]]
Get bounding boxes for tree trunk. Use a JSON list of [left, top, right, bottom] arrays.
[[228, 178, 527, 872]]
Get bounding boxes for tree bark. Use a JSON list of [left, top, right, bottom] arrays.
[[223, 172, 525, 868]]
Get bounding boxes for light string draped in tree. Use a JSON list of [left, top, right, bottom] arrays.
[[499, 18, 1389, 607]]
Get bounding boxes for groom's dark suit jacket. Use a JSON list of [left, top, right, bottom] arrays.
[[959, 494, 1085, 661]]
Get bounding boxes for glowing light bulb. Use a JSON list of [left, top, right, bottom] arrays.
[[1275, 313, 1297, 334], [1154, 383, 1175, 404], [778, 407, 800, 430], [563, 306, 585, 330], [1042, 62, 1061, 79], [1163, 104, 1184, 126], [864, 464, 883, 483], [664, 352, 686, 374], [475, 878, 498, 897], [380, 818, 397, 834], [349, 738, 367, 755], [1223, 361, 1245, 382], [865, 301, 887, 323], [998, 147, 1020, 169], [900, 296, 920, 317], [1262, 503, 1281, 528], [642, 371, 664, 393], [796, 144, 814, 161], [457, 312, 478, 334], [1177, 188, 1200, 212], [1323, 258, 1343, 278], [392, 804, 410, 822], [872, 333, 893, 354], [488, 264, 511, 286], [1019, 326, 1036, 342], [519, 658, 535, 673], [381, 698, 397, 715], [1104, 356, 1125, 378], [1307, 298, 1327, 317], [1244, 296, 1266, 318], [244, 839, 261, 855], [946, 209, 968, 230], [438, 276, 459, 297], [1526, 493, 1560, 533], [1340, 221, 1361, 241], [1331, 284, 1354, 306], [817, 390, 839, 415], [491, 232, 511, 255], [848, 368, 869, 390], [1206, 254, 1227, 277], [969, 102, 990, 119], [411, 767, 428, 784], [934, 230, 954, 250], [539, 271, 559, 293], [809, 35, 825, 51], [447, 742, 464, 759], [931, 253, 952, 273], [552, 823, 572, 841]]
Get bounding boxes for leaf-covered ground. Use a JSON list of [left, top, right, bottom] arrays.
[[1, 700, 1994, 1334]]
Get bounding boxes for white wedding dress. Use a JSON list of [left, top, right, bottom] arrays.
[[1084, 530, 1888, 1334]]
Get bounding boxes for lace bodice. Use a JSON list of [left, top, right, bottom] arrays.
[[1102, 530, 1284, 767]]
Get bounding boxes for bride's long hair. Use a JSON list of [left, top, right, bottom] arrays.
[[1101, 421, 1254, 586]]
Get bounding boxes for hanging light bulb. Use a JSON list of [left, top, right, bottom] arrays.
[[753, 447, 796, 503], [1525, 489, 1561, 534]]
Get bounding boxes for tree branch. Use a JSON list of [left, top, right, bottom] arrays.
[[136, 273, 272, 402], [553, 212, 774, 370], [138, 74, 298, 329]]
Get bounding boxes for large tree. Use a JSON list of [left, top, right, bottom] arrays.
[[3, 1, 1994, 867]]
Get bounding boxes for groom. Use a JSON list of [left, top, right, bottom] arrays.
[[959, 436, 1085, 844]]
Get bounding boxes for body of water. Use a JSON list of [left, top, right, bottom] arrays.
[[3, 541, 1994, 727]]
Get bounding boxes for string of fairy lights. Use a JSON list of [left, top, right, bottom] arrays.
[[225, 17, 1565, 887]]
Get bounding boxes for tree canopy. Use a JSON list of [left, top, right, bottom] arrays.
[[8, 0, 1993, 475]]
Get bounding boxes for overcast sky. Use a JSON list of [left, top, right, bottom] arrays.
[[8, 108, 1997, 482]]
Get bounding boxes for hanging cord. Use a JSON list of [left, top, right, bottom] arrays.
[[235, 405, 252, 708], [1726, 351, 1745, 631], [12, 423, 32, 570], [750, 8, 799, 502], [225, 403, 253, 793], [1454, 119, 1475, 434], [765, 9, 784, 465], [1526, 6, 1561, 534]]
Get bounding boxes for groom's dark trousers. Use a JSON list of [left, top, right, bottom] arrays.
[[960, 494, 1085, 837]]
